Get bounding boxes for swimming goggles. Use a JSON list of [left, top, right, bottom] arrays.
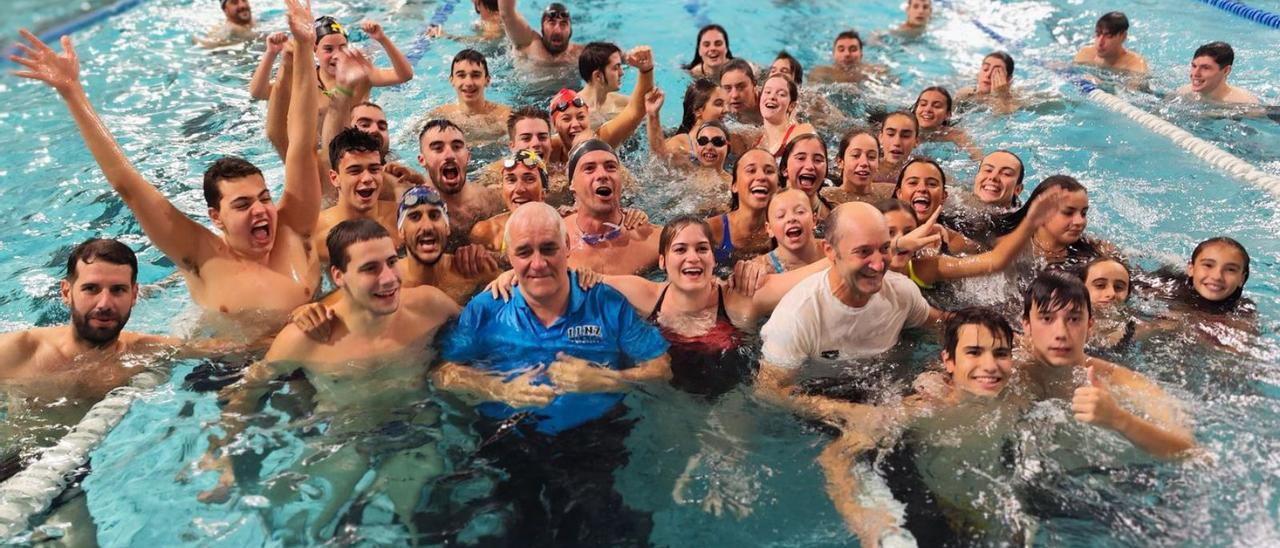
[[397, 185, 448, 228], [543, 3, 570, 21], [552, 96, 586, 113], [503, 149, 547, 172], [696, 136, 728, 147], [579, 223, 623, 246]]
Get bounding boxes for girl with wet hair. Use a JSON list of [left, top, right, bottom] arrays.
[[825, 130, 894, 204], [685, 24, 734, 77], [778, 133, 834, 220], [912, 86, 980, 159], [754, 74, 816, 158], [709, 149, 779, 264], [993, 175, 1116, 271]]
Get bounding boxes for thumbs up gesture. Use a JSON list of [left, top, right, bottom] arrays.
[[1071, 365, 1125, 430]]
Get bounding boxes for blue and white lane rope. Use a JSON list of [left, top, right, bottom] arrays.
[[936, 0, 1280, 198], [3, 0, 147, 64], [404, 0, 465, 65], [1193, 0, 1280, 29]]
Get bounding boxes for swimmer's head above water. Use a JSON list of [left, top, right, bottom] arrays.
[[912, 86, 953, 130], [1081, 256, 1132, 307], [832, 30, 863, 70], [875, 199, 917, 271], [770, 51, 804, 86], [1022, 270, 1093, 368], [719, 59, 758, 117], [779, 133, 828, 196], [893, 157, 946, 224], [63, 238, 139, 347], [502, 148, 550, 208], [328, 219, 403, 315], [417, 119, 470, 195], [657, 214, 716, 290], [567, 139, 621, 218], [579, 42, 624, 92], [729, 148, 779, 211], [1188, 237, 1250, 305], [766, 189, 817, 254], [759, 73, 800, 125], [878, 111, 919, 168], [941, 307, 1015, 398], [503, 202, 571, 300], [507, 106, 553, 158], [1093, 12, 1130, 61], [314, 16, 348, 76], [202, 157, 277, 258], [549, 88, 590, 146], [822, 202, 892, 299], [977, 51, 1014, 94], [677, 79, 727, 134], [835, 130, 881, 188], [350, 101, 389, 154], [684, 24, 733, 73], [693, 121, 731, 169], [1188, 41, 1235, 96], [328, 128, 386, 214], [398, 185, 450, 266], [540, 2, 574, 55], [221, 0, 252, 26], [972, 150, 1025, 208], [904, 0, 932, 29], [450, 49, 492, 105]]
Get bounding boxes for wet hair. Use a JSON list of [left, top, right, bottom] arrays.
[[881, 110, 921, 136], [834, 30, 863, 48], [982, 149, 1027, 208], [1096, 11, 1130, 35], [729, 148, 775, 211], [1187, 237, 1251, 306], [329, 127, 386, 169], [761, 73, 800, 107], [1193, 41, 1234, 68], [985, 51, 1015, 79], [892, 157, 947, 197], [354, 101, 383, 112], [995, 174, 1086, 237], [942, 306, 1014, 358], [507, 106, 552, 138], [1022, 270, 1092, 320], [202, 156, 263, 209], [719, 58, 756, 84], [418, 118, 464, 143], [1080, 256, 1133, 302], [684, 24, 734, 71], [875, 198, 913, 219], [658, 214, 715, 256], [778, 133, 828, 189], [475, 0, 498, 12], [67, 238, 138, 283], [677, 79, 722, 135], [836, 130, 882, 162], [579, 42, 623, 83], [327, 218, 391, 273], [912, 86, 954, 126], [773, 51, 804, 86], [450, 48, 490, 78]]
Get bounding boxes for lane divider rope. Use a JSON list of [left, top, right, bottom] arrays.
[[1193, 0, 1280, 29]]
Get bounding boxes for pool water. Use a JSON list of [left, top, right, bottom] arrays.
[[1, 0, 1278, 545]]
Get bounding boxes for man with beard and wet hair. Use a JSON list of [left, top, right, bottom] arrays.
[[15, 8, 324, 340], [417, 119, 504, 246], [499, 0, 583, 67], [314, 128, 399, 264], [561, 140, 660, 275], [196, 0, 257, 48]]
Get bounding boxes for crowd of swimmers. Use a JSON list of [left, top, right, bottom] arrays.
[[0, 0, 1266, 545]]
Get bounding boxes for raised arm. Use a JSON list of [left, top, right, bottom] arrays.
[[277, 0, 323, 238], [643, 87, 672, 159], [924, 188, 1062, 283], [749, 258, 831, 315], [249, 32, 288, 100], [265, 43, 295, 159], [319, 48, 376, 171], [597, 46, 655, 148], [11, 31, 221, 271], [498, 0, 538, 50], [360, 20, 414, 86]]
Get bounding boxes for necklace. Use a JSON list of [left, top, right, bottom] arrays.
[[1031, 232, 1067, 261]]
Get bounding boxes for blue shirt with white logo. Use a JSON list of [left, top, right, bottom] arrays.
[[440, 272, 669, 434]]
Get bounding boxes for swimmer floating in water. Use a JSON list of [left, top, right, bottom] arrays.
[[195, 0, 256, 48], [1174, 41, 1259, 106]]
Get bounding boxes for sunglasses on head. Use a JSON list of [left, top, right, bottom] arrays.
[[552, 96, 586, 113], [697, 136, 728, 147]]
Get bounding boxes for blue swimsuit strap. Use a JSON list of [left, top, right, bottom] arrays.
[[768, 250, 785, 273], [714, 215, 734, 261]]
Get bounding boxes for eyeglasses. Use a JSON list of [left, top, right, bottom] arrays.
[[552, 96, 586, 113], [580, 223, 623, 246], [696, 136, 728, 147]]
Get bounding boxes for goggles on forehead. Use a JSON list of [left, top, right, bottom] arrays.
[[503, 149, 550, 190], [552, 96, 586, 113], [397, 185, 448, 228], [543, 4, 570, 21]]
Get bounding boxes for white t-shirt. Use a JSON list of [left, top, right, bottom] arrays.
[[760, 268, 930, 379]]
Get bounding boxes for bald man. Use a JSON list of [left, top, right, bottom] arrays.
[[754, 202, 945, 426]]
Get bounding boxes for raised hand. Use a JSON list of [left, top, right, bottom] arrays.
[[1025, 187, 1064, 228], [266, 31, 289, 55], [9, 31, 81, 94], [284, 0, 315, 44], [894, 205, 943, 254], [384, 163, 427, 187], [360, 20, 387, 42], [644, 87, 665, 116], [625, 45, 654, 73], [453, 244, 500, 277], [333, 46, 374, 91]]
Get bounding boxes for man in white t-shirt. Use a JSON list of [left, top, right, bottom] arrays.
[[756, 202, 944, 426]]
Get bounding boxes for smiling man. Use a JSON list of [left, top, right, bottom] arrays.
[[417, 119, 504, 246], [561, 140, 660, 275], [314, 128, 399, 263], [1175, 41, 1258, 105], [195, 0, 257, 47], [15, 11, 323, 337], [755, 202, 945, 425]]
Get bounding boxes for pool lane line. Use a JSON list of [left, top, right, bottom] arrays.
[[1193, 0, 1280, 29], [935, 0, 1280, 199], [0, 367, 171, 540], [404, 0, 465, 65], [684, 0, 711, 29], [3, 0, 147, 64]]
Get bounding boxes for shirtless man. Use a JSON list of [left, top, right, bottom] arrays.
[[426, 49, 512, 142], [1073, 12, 1148, 75], [1020, 271, 1196, 458], [391, 186, 499, 304], [1175, 41, 1259, 105], [416, 119, 504, 245], [199, 219, 460, 536], [895, 0, 932, 37], [720, 59, 762, 126], [808, 31, 889, 84], [578, 41, 631, 126], [562, 140, 660, 275], [13, 1, 323, 336], [499, 0, 583, 66], [314, 128, 399, 263], [546, 45, 654, 164], [195, 0, 256, 48]]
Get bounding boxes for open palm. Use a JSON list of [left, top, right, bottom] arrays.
[[9, 30, 81, 93]]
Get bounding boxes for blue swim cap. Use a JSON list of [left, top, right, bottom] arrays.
[[398, 185, 448, 229]]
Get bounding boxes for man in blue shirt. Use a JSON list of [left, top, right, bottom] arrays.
[[434, 201, 670, 545]]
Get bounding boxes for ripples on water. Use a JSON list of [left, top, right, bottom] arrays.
[[0, 0, 1278, 545]]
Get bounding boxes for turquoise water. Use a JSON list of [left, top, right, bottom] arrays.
[[1, 0, 1278, 545]]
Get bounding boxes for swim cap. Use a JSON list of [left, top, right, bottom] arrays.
[[314, 16, 347, 45], [397, 185, 448, 229], [548, 88, 585, 114], [543, 2, 570, 21], [566, 139, 615, 180], [503, 149, 550, 190]]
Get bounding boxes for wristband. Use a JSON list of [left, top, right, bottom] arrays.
[[333, 85, 355, 97]]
